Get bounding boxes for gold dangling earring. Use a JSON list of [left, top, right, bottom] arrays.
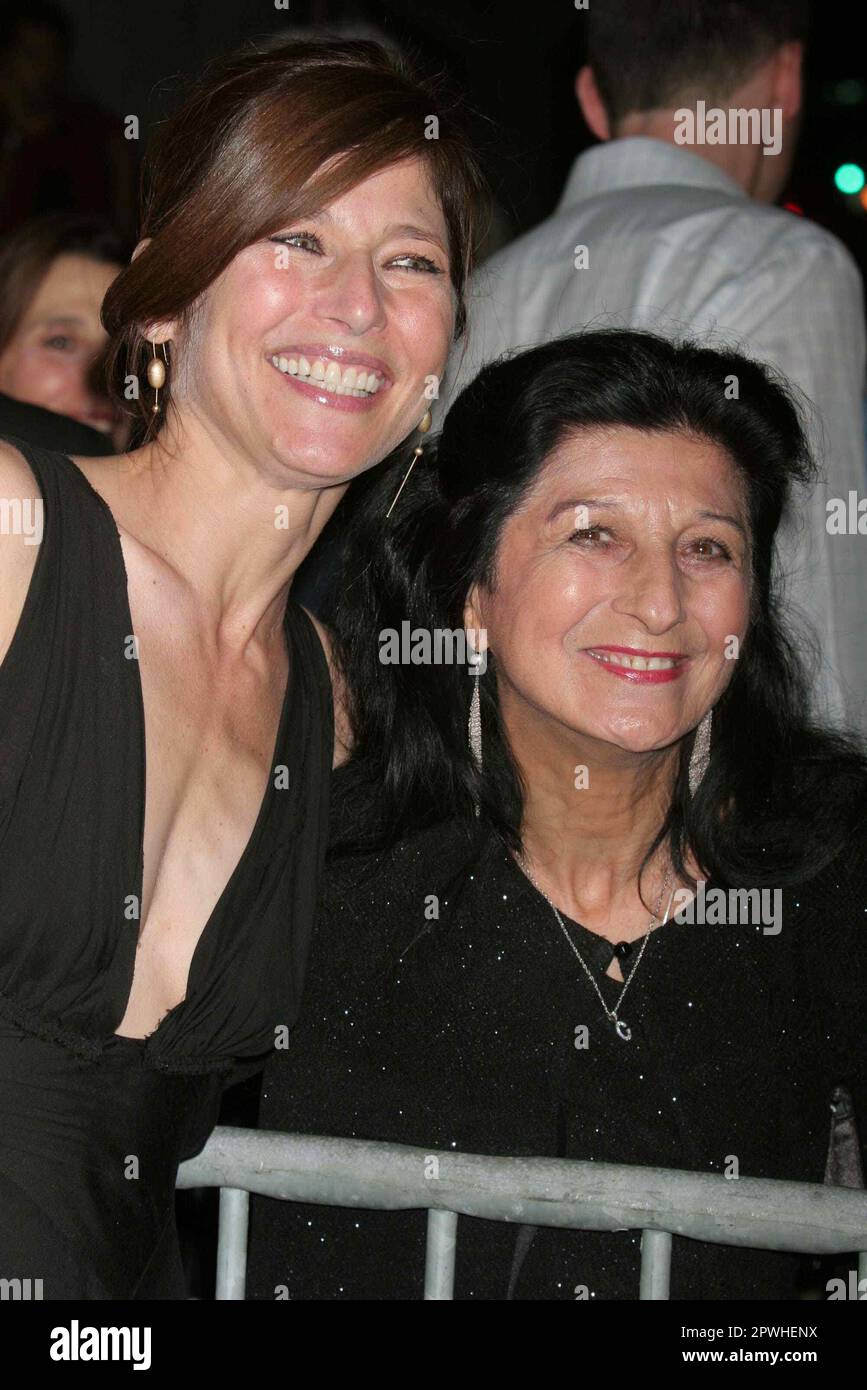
[[385, 408, 432, 518], [146, 340, 168, 414]]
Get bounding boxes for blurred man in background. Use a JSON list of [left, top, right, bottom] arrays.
[[443, 0, 866, 734]]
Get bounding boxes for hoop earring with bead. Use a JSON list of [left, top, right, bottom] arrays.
[[385, 408, 432, 518], [146, 340, 168, 414]]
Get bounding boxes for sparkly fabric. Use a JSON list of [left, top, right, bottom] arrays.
[[248, 810, 867, 1300]]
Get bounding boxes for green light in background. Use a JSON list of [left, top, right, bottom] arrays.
[[832, 79, 867, 106], [834, 163, 866, 194]]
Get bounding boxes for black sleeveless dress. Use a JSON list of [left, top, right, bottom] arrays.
[[0, 440, 333, 1298]]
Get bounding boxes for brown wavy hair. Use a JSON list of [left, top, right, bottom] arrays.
[[102, 37, 489, 438]]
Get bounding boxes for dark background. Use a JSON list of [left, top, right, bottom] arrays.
[[57, 0, 867, 278], [33, 0, 865, 1297]]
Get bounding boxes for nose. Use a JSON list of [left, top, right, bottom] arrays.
[[610, 544, 686, 634], [313, 251, 388, 337]]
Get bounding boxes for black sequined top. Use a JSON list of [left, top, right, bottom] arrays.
[[248, 802, 867, 1300]]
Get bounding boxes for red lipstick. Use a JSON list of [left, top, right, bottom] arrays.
[[582, 645, 689, 685]]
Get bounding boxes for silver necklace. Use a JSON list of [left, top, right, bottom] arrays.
[[517, 856, 676, 1042]]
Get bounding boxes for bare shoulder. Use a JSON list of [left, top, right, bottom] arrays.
[[299, 606, 354, 769], [0, 439, 41, 668], [0, 436, 37, 494]]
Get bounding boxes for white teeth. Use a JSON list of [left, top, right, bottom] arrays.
[[270, 354, 384, 396], [588, 650, 679, 671]]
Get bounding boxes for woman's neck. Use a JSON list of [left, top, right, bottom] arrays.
[[504, 691, 684, 931], [81, 409, 347, 652]]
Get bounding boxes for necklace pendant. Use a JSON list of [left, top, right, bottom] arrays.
[[614, 1017, 632, 1042]]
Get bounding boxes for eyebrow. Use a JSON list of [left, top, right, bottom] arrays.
[[695, 509, 749, 536], [33, 315, 84, 329], [302, 210, 447, 252], [382, 223, 447, 251], [547, 497, 748, 536], [547, 497, 620, 522]]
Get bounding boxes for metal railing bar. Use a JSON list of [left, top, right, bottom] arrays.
[[424, 1210, 458, 1300], [639, 1229, 672, 1300], [177, 1128, 867, 1257], [215, 1187, 249, 1301]]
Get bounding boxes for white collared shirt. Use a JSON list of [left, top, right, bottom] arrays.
[[440, 137, 867, 733]]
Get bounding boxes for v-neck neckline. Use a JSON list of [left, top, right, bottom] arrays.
[[123, 602, 295, 1041], [59, 454, 297, 1042], [502, 841, 693, 982], [555, 905, 624, 975]]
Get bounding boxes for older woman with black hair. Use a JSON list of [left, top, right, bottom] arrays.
[[249, 329, 867, 1301]]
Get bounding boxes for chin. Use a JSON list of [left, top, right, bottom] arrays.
[[264, 432, 367, 482], [595, 718, 680, 753]]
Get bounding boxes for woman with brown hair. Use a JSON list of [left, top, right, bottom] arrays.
[[0, 37, 486, 1298]]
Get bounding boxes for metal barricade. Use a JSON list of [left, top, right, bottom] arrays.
[[177, 1126, 867, 1300]]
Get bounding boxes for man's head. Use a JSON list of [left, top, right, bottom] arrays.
[[576, 1, 812, 202]]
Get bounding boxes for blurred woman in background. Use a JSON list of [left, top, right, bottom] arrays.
[[0, 211, 126, 444]]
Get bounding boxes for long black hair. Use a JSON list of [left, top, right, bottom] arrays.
[[330, 329, 866, 891]]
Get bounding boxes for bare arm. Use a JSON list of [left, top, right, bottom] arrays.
[[0, 441, 41, 669], [301, 607, 354, 769]]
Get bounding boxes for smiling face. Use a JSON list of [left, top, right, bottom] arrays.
[[465, 427, 753, 761], [162, 156, 456, 487], [0, 252, 120, 435]]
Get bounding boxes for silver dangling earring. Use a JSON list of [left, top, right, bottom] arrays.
[[688, 708, 713, 795], [467, 640, 484, 817], [469, 668, 482, 768], [385, 408, 432, 518]]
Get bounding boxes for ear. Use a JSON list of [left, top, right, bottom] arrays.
[[576, 65, 611, 141], [463, 584, 488, 655], [131, 238, 178, 346], [772, 40, 803, 122], [141, 321, 176, 348]]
